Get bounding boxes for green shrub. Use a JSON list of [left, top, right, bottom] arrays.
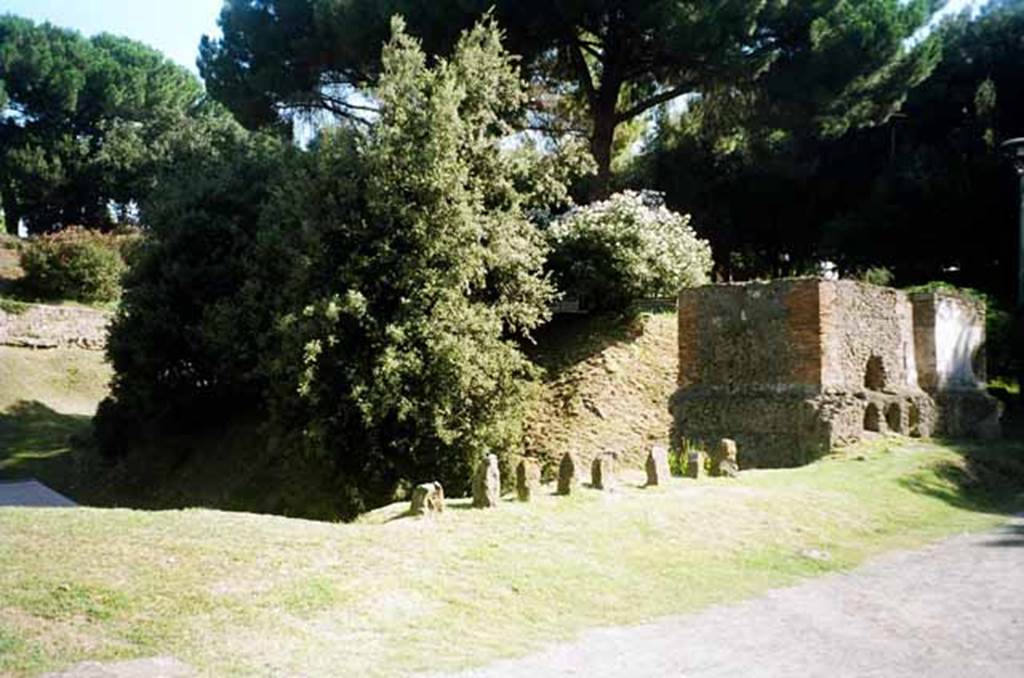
[[856, 266, 895, 287], [97, 18, 570, 516], [546, 191, 713, 311], [19, 227, 141, 303], [98, 120, 289, 457]]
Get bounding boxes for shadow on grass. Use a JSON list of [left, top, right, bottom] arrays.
[[0, 400, 97, 501], [897, 427, 1024, 526], [0, 400, 92, 472]]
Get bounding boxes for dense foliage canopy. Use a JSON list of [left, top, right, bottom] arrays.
[[643, 0, 1024, 298], [199, 0, 941, 195], [0, 15, 204, 234]]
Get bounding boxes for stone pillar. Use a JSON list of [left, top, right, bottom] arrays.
[[472, 454, 500, 508], [645, 445, 671, 486], [685, 450, 706, 479], [557, 452, 578, 495], [516, 458, 540, 502], [710, 438, 739, 477], [591, 453, 616, 490]]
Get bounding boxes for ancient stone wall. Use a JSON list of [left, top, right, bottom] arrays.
[[672, 278, 997, 468], [0, 303, 110, 350], [911, 292, 986, 391], [819, 281, 919, 391], [677, 279, 821, 390]]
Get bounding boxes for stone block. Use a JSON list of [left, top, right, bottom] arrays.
[[472, 454, 500, 508], [410, 482, 445, 515], [516, 458, 540, 502], [645, 445, 671, 486]]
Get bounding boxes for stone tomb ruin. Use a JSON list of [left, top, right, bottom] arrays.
[[672, 279, 1002, 468]]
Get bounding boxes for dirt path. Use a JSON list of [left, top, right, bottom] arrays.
[[446, 517, 1024, 678]]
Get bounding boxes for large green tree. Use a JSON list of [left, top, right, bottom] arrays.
[[100, 18, 569, 516], [0, 15, 203, 234], [200, 0, 942, 195]]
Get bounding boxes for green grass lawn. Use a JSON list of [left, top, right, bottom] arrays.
[[0, 347, 111, 497], [1, 437, 1021, 677]]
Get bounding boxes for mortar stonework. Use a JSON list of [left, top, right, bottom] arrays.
[[672, 279, 1000, 468], [0, 303, 110, 350]]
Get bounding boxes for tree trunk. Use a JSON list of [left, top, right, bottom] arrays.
[[589, 110, 616, 200], [1, 188, 20, 236], [588, 71, 622, 201]]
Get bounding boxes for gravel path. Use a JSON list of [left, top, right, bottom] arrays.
[[447, 517, 1024, 678]]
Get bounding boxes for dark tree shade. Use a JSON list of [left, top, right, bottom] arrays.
[[642, 0, 1024, 305]]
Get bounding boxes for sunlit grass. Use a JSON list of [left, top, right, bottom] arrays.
[[1, 437, 1021, 677]]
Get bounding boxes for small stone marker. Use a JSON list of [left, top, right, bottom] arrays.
[[516, 458, 541, 501], [409, 481, 445, 515], [685, 450, 707, 479], [472, 454, 501, 508], [711, 438, 739, 478], [645, 445, 671, 486], [557, 452, 577, 495], [591, 452, 616, 490]]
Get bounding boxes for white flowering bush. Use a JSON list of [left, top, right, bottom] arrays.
[[546, 190, 713, 310]]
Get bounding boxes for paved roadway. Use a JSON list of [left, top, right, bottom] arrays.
[[447, 517, 1024, 678]]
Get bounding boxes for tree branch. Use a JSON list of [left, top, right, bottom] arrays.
[[577, 41, 602, 60], [615, 84, 694, 124], [568, 38, 598, 112]]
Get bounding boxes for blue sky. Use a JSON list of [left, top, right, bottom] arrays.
[[0, 0, 986, 77]]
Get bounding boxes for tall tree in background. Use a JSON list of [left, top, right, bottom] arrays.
[[643, 0, 1024, 291], [0, 16, 203, 234], [200, 0, 942, 195], [822, 0, 1024, 291]]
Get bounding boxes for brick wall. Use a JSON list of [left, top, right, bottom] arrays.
[[818, 281, 918, 391], [677, 280, 823, 390]]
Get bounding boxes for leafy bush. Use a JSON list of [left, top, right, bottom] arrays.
[[19, 227, 141, 303], [856, 266, 895, 287], [546, 191, 713, 310], [98, 118, 290, 456], [97, 18, 573, 517]]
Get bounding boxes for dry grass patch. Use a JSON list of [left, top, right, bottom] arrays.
[[525, 310, 677, 472]]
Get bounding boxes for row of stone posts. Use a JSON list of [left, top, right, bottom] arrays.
[[410, 439, 740, 515]]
